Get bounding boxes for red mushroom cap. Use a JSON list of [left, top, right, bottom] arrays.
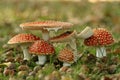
[[58, 48, 74, 63], [8, 33, 40, 44], [49, 30, 76, 43], [84, 28, 114, 46], [29, 40, 55, 55], [20, 21, 73, 30]]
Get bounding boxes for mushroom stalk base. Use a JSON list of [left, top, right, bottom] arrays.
[[63, 62, 71, 67], [42, 30, 49, 41], [36, 55, 46, 65], [73, 50, 78, 62], [21, 45, 31, 60], [96, 47, 106, 58]]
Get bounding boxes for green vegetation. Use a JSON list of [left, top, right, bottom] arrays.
[[0, 0, 120, 80]]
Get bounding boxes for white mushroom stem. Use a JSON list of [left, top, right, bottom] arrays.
[[68, 38, 77, 50], [63, 62, 71, 67], [73, 50, 78, 62], [42, 29, 50, 41], [67, 38, 78, 61], [96, 46, 106, 58], [36, 55, 46, 65], [21, 45, 31, 60]]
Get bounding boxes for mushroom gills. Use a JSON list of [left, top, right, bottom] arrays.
[[36, 55, 47, 65], [96, 46, 106, 58], [50, 31, 73, 42], [21, 45, 31, 60], [78, 27, 93, 39]]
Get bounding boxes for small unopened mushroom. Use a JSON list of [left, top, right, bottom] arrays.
[[84, 28, 114, 58], [29, 40, 55, 65], [20, 21, 73, 41], [8, 33, 40, 60], [58, 48, 74, 67], [77, 27, 93, 39]]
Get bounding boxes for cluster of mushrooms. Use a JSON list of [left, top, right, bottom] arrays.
[[7, 20, 114, 68]]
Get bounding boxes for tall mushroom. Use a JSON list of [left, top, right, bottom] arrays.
[[84, 28, 114, 58], [58, 48, 74, 67], [29, 40, 55, 65], [20, 21, 73, 41], [8, 33, 40, 60], [49, 30, 78, 61]]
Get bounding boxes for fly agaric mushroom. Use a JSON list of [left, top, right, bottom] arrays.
[[49, 30, 78, 61], [84, 28, 114, 58], [20, 21, 73, 41], [29, 40, 55, 65], [77, 27, 94, 39], [8, 33, 40, 60], [50, 30, 77, 43], [58, 48, 74, 67]]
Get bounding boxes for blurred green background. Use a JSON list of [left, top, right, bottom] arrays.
[[0, 0, 120, 47]]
